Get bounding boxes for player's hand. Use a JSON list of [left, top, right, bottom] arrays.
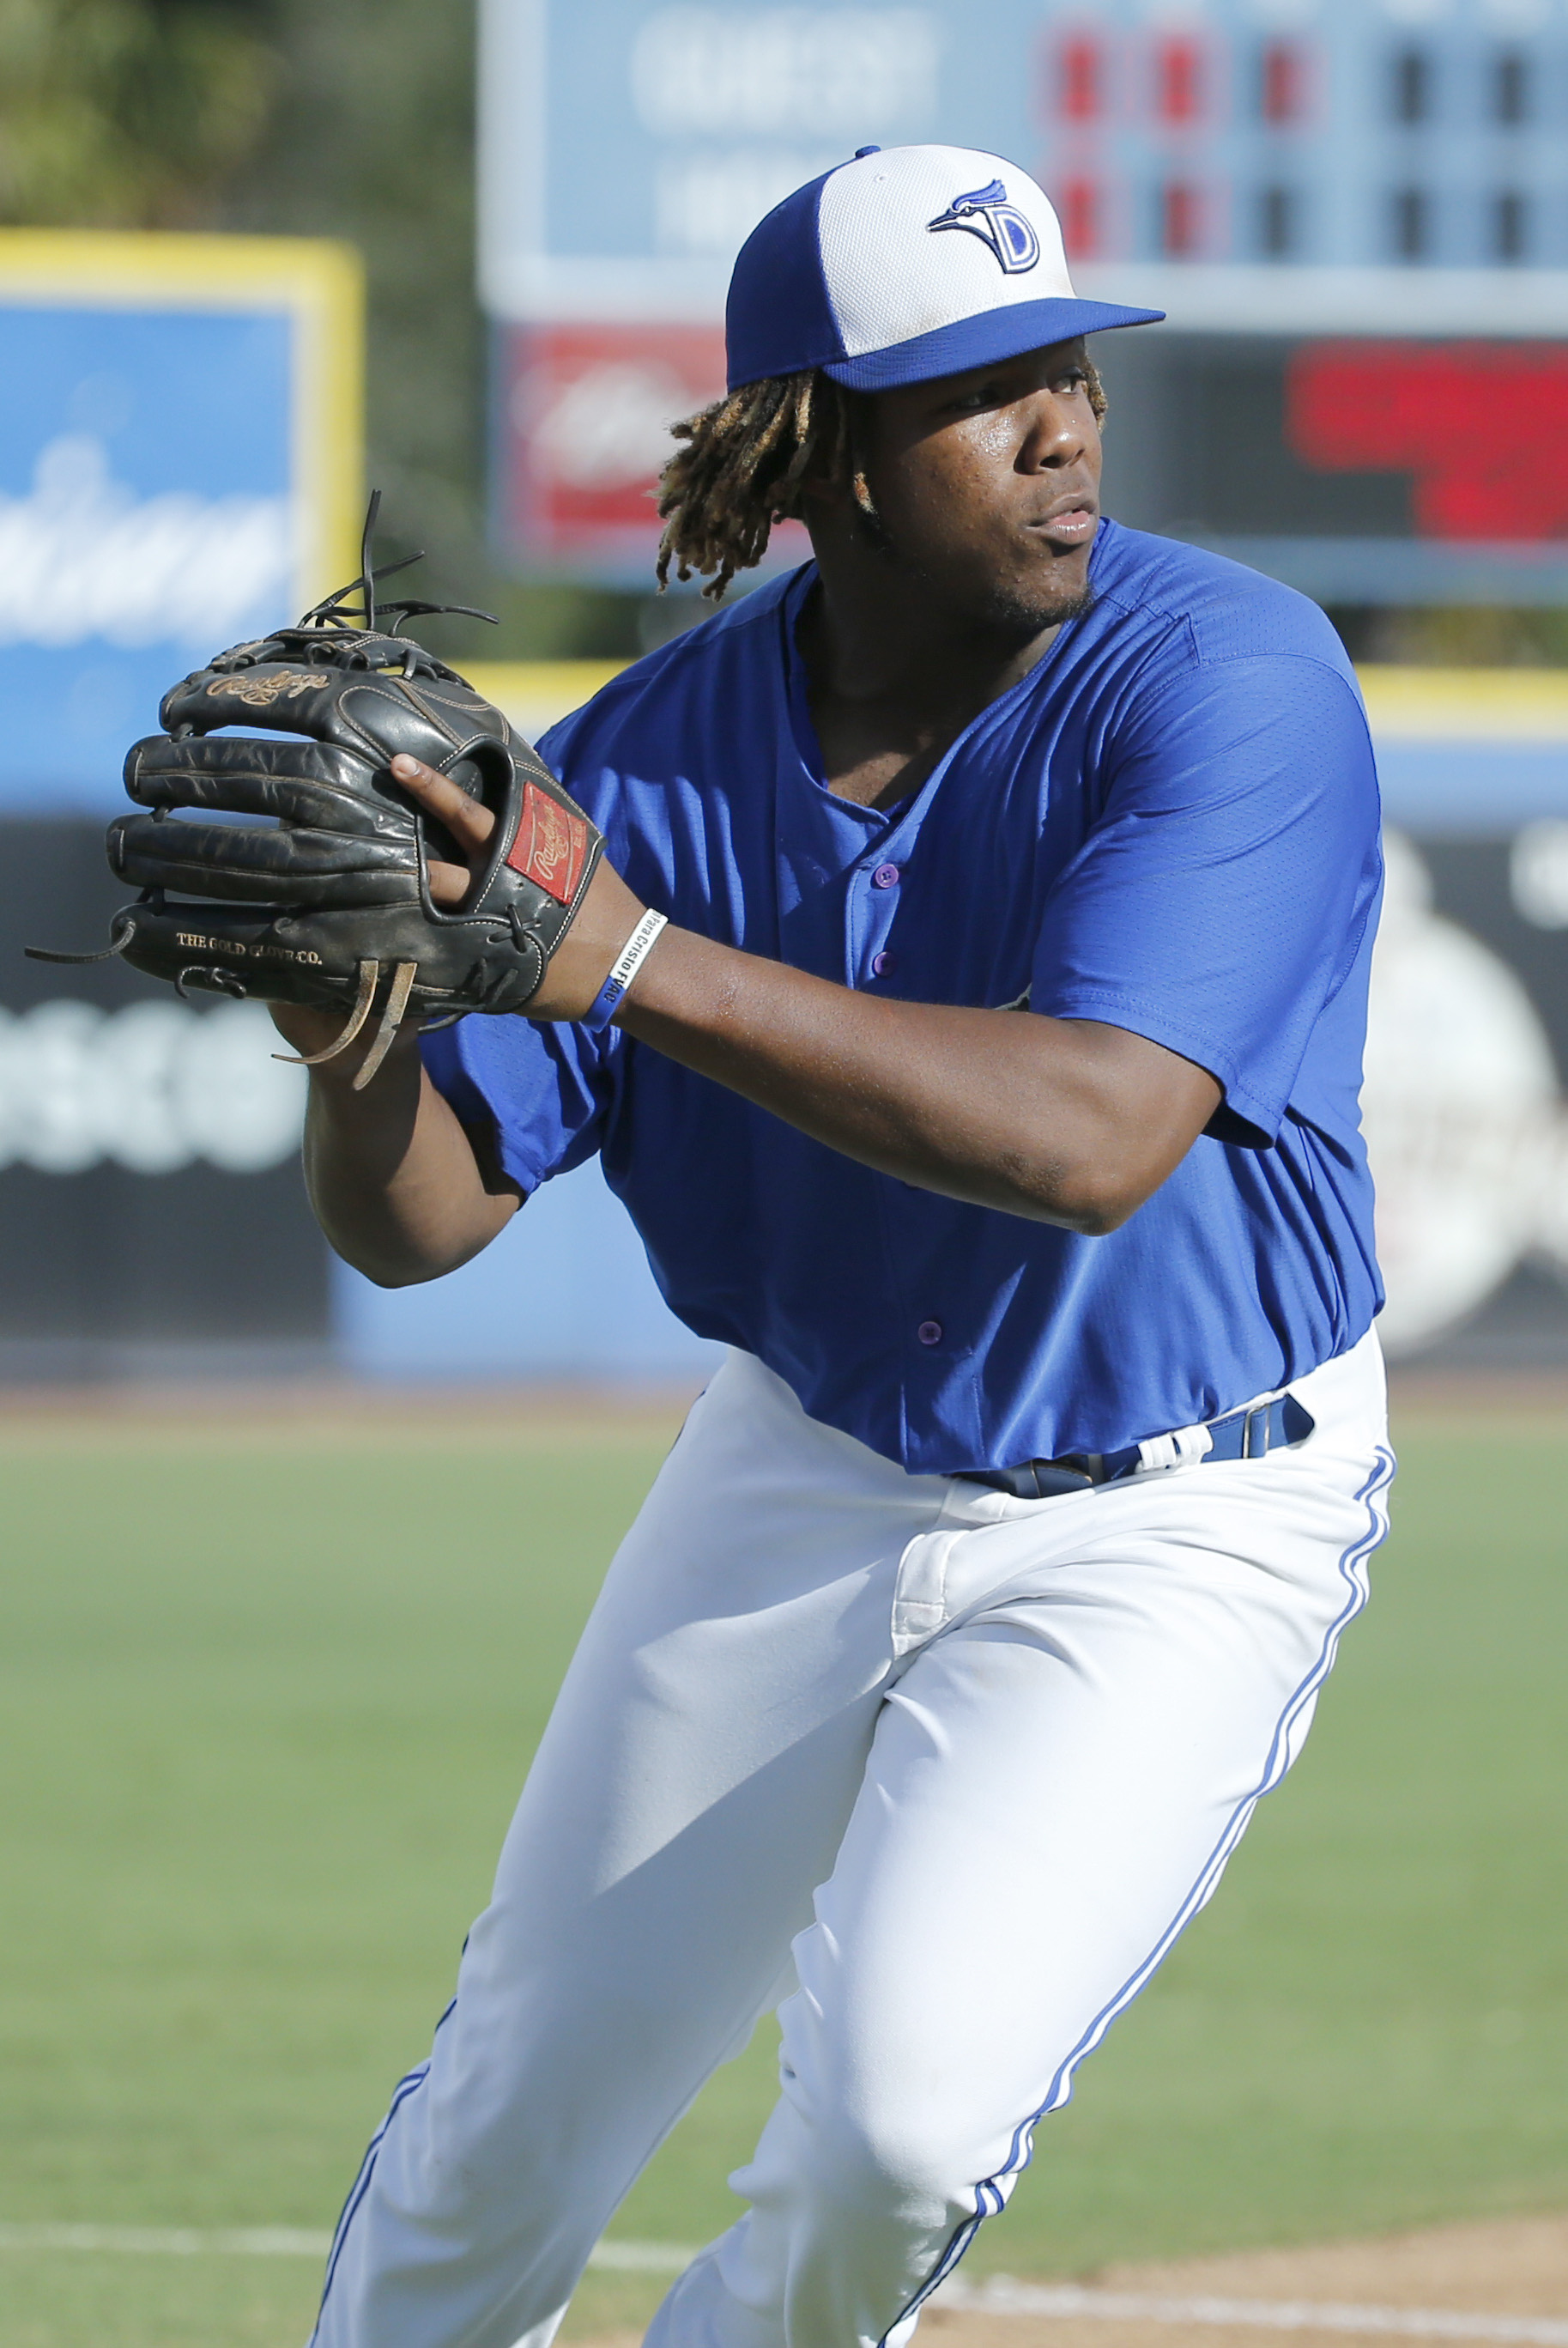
[[388, 753, 654, 1022]]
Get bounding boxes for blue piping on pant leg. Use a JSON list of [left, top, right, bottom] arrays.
[[307, 1997, 458, 2340], [877, 1446, 1395, 2347]]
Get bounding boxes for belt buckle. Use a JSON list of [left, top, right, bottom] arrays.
[[958, 1458, 1095, 1500]]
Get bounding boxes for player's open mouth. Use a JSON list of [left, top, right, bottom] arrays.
[[1033, 503, 1099, 548]]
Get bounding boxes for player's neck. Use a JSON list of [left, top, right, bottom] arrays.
[[806, 532, 1057, 696], [797, 552, 1059, 810]]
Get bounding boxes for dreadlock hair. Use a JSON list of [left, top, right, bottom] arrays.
[[655, 355, 1108, 602]]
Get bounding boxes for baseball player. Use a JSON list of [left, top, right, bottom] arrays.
[[277, 147, 1392, 2348]]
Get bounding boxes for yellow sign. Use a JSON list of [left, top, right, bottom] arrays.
[[0, 226, 364, 634]]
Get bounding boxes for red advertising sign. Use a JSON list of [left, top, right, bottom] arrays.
[[1287, 342, 1568, 543], [497, 322, 812, 577], [500, 322, 723, 564]]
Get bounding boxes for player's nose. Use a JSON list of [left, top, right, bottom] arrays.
[[1015, 390, 1089, 470]]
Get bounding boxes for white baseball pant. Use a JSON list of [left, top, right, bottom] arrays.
[[309, 1329, 1392, 2348]]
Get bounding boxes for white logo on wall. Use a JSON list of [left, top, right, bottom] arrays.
[[0, 999, 305, 1176], [522, 362, 695, 492], [632, 6, 940, 255], [0, 437, 294, 650], [1364, 829, 1568, 1353], [1509, 817, 1568, 930], [633, 7, 938, 136]]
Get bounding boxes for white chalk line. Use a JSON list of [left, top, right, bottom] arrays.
[[935, 2278, 1568, 2347], [0, 2224, 332, 2258], [1, 2226, 1565, 2345], [0, 2225, 691, 2270]]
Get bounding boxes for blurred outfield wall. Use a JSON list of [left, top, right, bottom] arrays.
[[8, 657, 1568, 1382], [3, 227, 1568, 1380]]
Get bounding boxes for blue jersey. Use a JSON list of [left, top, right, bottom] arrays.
[[426, 520, 1383, 1472]]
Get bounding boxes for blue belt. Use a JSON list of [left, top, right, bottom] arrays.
[[956, 1393, 1317, 1501]]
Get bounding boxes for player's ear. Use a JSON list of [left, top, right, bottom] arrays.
[[790, 385, 875, 517]]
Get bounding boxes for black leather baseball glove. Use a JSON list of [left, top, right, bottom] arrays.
[[31, 504, 604, 1088]]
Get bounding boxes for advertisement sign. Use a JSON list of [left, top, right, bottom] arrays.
[[0, 230, 359, 1368], [493, 320, 815, 573], [0, 823, 322, 1375], [1355, 672, 1568, 1363], [1369, 829, 1568, 1359], [0, 229, 361, 812], [497, 320, 726, 568]]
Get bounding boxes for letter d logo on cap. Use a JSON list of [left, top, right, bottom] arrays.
[[926, 179, 1041, 276]]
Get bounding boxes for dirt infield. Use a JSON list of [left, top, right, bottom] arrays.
[[573, 2213, 1568, 2348], [0, 1380, 701, 1447]]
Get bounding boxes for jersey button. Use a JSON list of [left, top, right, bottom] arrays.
[[871, 950, 894, 977], [917, 1319, 943, 1346], [871, 862, 900, 889]]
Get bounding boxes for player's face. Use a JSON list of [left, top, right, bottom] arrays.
[[853, 341, 1103, 635]]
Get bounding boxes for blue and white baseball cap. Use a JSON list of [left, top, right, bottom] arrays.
[[726, 144, 1164, 394]]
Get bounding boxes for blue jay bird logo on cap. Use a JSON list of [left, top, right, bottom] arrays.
[[926, 179, 1040, 275]]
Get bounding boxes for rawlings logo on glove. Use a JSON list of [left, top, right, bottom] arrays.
[[508, 780, 594, 904], [205, 670, 335, 707]]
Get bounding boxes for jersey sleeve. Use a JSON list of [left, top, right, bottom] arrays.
[[420, 1013, 619, 1194], [1031, 652, 1382, 1149]]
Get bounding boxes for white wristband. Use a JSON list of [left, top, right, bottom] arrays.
[[580, 909, 669, 1029]]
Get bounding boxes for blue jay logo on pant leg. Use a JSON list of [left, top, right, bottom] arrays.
[[926, 181, 1041, 275]]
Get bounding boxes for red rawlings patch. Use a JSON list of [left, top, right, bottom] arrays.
[[506, 779, 590, 905]]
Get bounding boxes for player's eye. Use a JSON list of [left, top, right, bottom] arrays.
[[946, 379, 1008, 413]]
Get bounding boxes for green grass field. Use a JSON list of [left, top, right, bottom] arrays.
[[2, 1397, 1565, 2347]]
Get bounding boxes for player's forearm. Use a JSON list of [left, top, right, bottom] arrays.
[[617, 931, 1213, 1232], [296, 1034, 518, 1286]]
